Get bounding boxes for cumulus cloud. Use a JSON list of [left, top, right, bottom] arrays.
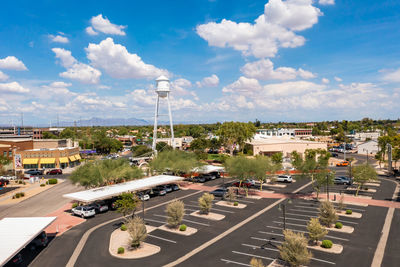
[[86, 38, 169, 79], [52, 48, 101, 84], [0, 56, 28, 71], [322, 78, 329, 84], [319, 0, 335, 5], [241, 59, 315, 80], [196, 0, 321, 58], [196, 74, 220, 87], [382, 68, 400, 83], [0, 71, 9, 81], [0, 81, 30, 93], [334, 76, 342, 82], [49, 34, 69, 43], [87, 14, 126, 36]]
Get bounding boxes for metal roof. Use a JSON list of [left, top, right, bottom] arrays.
[[193, 164, 225, 174], [0, 217, 56, 266], [63, 175, 183, 202]]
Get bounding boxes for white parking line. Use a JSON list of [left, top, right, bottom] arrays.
[[145, 218, 166, 224], [259, 230, 349, 241], [280, 216, 359, 225], [153, 214, 210, 226], [242, 243, 278, 252], [184, 204, 234, 213], [294, 204, 365, 212], [220, 258, 251, 266], [232, 251, 274, 261], [148, 234, 177, 243]]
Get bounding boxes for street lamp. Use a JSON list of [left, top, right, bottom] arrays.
[[363, 149, 369, 164], [278, 199, 292, 230]]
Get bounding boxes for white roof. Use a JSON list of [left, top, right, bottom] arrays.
[[0, 217, 56, 266], [63, 175, 183, 202], [193, 164, 225, 174]]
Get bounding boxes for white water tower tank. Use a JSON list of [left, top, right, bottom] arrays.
[[155, 75, 170, 98]]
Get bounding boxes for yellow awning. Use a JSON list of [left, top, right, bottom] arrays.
[[23, 158, 39, 165], [69, 155, 76, 161], [40, 158, 56, 164], [59, 157, 69, 163], [75, 154, 81, 160]]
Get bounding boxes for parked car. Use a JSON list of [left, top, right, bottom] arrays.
[[167, 183, 180, 191], [334, 176, 353, 185], [0, 178, 10, 186], [149, 187, 166, 197], [233, 179, 255, 188], [277, 175, 293, 183], [30, 231, 48, 249], [25, 169, 43, 175], [210, 188, 228, 198], [162, 184, 173, 193], [46, 169, 62, 175], [209, 171, 221, 179], [72, 205, 96, 218], [193, 176, 206, 183], [89, 201, 109, 213], [330, 152, 338, 158], [137, 191, 150, 201], [10, 253, 23, 265], [336, 161, 349, 167]]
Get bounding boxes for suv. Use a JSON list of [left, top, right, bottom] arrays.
[[46, 169, 62, 175], [89, 201, 109, 213], [233, 179, 255, 188], [30, 231, 48, 249], [72, 205, 96, 218], [137, 191, 150, 201], [210, 188, 228, 198], [277, 175, 293, 183], [334, 176, 352, 185], [25, 169, 43, 175], [149, 187, 166, 197]]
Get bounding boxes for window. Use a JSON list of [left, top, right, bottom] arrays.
[[3, 151, 6, 157], [8, 151, 12, 157]]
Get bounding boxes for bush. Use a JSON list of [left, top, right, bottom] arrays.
[[117, 247, 124, 254], [12, 195, 15, 199], [198, 193, 214, 214], [72, 203, 78, 208], [126, 216, 147, 248], [20, 192, 25, 197], [321, 240, 333, 249], [307, 218, 328, 244], [278, 230, 312, 267], [226, 187, 236, 202], [166, 200, 185, 228], [23, 181, 26, 185], [337, 195, 346, 211], [15, 193, 20, 198], [318, 200, 338, 227], [40, 183, 45, 187], [179, 224, 187, 231], [234, 201, 239, 206], [121, 224, 127, 231], [48, 178, 58, 185], [335, 222, 343, 229], [250, 257, 265, 267], [346, 209, 352, 215], [18, 180, 23, 184]]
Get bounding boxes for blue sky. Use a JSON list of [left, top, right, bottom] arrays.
[[1, 0, 400, 126]]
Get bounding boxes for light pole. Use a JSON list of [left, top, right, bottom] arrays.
[[278, 199, 292, 231], [326, 174, 330, 201], [363, 149, 369, 164]]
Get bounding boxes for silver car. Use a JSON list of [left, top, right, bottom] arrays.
[[72, 206, 96, 218], [277, 175, 293, 183]]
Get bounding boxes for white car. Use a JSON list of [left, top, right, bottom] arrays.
[[277, 175, 293, 183], [72, 206, 96, 218], [138, 192, 150, 201]]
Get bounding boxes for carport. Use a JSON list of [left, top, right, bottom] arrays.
[[0, 217, 56, 266], [193, 164, 225, 174], [63, 175, 184, 202]]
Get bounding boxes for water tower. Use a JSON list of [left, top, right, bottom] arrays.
[[152, 75, 175, 154]]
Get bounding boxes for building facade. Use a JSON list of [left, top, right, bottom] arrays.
[[255, 128, 312, 138]]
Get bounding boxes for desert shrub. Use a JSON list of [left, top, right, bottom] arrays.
[[117, 247, 124, 254], [318, 200, 338, 227], [307, 218, 328, 244], [166, 200, 185, 228], [179, 224, 187, 231], [120, 224, 127, 231], [23, 181, 26, 185], [15, 193, 20, 198], [20, 192, 25, 197], [346, 209, 352, 214], [40, 183, 45, 187], [321, 240, 333, 248], [250, 257, 265, 267], [226, 187, 236, 202], [337, 195, 346, 211], [278, 230, 312, 267], [335, 222, 343, 229], [72, 203, 78, 208], [234, 201, 239, 206], [198, 193, 214, 214], [48, 178, 58, 184], [126, 216, 147, 248]]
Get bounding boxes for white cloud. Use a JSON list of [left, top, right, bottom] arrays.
[[0, 71, 9, 81], [52, 48, 101, 84], [86, 26, 98, 36], [241, 59, 315, 80], [382, 68, 400, 83], [0, 82, 30, 93], [86, 37, 169, 79], [88, 14, 126, 36], [0, 56, 28, 71], [319, 0, 335, 5], [322, 78, 329, 84], [222, 76, 262, 94], [49, 34, 69, 43], [196, 74, 220, 87], [196, 0, 321, 58], [334, 76, 342, 82]]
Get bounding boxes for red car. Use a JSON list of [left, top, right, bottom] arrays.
[[232, 179, 255, 188], [46, 169, 62, 175]]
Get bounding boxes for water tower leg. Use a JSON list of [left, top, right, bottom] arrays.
[[167, 94, 175, 149], [152, 95, 160, 153]]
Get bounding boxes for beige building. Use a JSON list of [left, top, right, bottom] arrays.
[[156, 138, 183, 149], [248, 138, 327, 157]]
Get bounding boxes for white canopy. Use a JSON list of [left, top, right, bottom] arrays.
[[193, 164, 225, 174], [0, 217, 56, 266], [63, 175, 183, 202]]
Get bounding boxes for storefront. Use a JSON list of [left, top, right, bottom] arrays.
[[23, 158, 39, 169], [59, 157, 69, 169], [39, 158, 56, 169]]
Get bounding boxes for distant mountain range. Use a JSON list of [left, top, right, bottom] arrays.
[[61, 117, 150, 127]]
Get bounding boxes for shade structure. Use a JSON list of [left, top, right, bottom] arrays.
[[193, 164, 225, 174], [75, 154, 81, 160], [40, 158, 55, 164], [63, 175, 183, 202], [59, 157, 69, 164], [68, 155, 76, 161], [23, 158, 39, 165], [0, 217, 56, 266]]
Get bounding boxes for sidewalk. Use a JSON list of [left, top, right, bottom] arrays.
[[45, 202, 85, 236]]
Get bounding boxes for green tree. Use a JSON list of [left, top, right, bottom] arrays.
[[307, 217, 328, 245], [115, 192, 139, 217], [150, 150, 201, 175], [278, 230, 312, 267], [42, 132, 58, 139], [271, 152, 283, 164], [352, 163, 377, 196], [126, 216, 147, 248], [156, 141, 173, 152], [131, 145, 152, 157], [313, 170, 335, 199], [60, 128, 76, 139], [318, 200, 338, 227], [189, 138, 209, 151], [166, 200, 185, 228], [224, 156, 252, 187], [218, 121, 256, 155]]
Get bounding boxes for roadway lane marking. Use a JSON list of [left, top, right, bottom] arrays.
[[163, 181, 313, 267], [184, 204, 234, 213], [232, 251, 274, 261], [148, 234, 177, 244], [153, 214, 210, 226], [65, 190, 203, 267], [259, 230, 349, 241], [280, 216, 358, 225], [221, 258, 251, 266]]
